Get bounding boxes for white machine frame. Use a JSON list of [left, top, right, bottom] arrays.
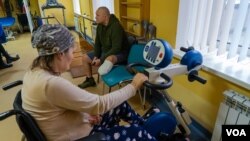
[[141, 39, 205, 136], [143, 64, 202, 136]]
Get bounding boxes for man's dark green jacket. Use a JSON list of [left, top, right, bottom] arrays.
[[94, 14, 129, 61]]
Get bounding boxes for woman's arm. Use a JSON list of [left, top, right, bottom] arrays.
[[45, 77, 137, 115]]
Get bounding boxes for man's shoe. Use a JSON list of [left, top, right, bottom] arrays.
[[78, 77, 96, 89], [7, 54, 20, 64], [0, 63, 13, 69]]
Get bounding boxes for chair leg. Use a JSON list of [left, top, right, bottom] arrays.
[[102, 82, 105, 95], [138, 86, 146, 110], [143, 87, 147, 109], [102, 83, 112, 94], [138, 89, 143, 105], [97, 74, 100, 83]]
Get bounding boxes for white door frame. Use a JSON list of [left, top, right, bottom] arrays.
[[23, 0, 34, 32]]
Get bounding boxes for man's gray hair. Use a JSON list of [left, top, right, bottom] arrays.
[[98, 6, 110, 16]]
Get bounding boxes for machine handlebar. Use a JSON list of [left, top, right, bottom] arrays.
[[126, 63, 152, 75], [143, 73, 173, 90], [126, 63, 173, 90]]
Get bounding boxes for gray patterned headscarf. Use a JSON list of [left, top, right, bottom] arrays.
[[31, 24, 75, 56]]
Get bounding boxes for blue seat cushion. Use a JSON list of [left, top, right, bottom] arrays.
[[101, 43, 149, 88], [102, 65, 134, 87], [0, 17, 15, 27]]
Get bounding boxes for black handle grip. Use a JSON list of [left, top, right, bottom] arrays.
[[180, 46, 194, 52], [188, 70, 207, 84], [126, 63, 173, 90], [2, 80, 23, 91]]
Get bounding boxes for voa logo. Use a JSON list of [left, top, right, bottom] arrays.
[[226, 129, 246, 136], [222, 125, 250, 141]]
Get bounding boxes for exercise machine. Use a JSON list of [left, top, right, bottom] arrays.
[[127, 39, 206, 136], [41, 0, 66, 26]]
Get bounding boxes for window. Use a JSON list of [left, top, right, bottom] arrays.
[[92, 0, 114, 19], [175, 0, 250, 90], [72, 0, 81, 15], [73, 0, 115, 43], [72, 0, 81, 33]]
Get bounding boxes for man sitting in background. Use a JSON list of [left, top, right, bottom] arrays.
[[78, 6, 129, 89]]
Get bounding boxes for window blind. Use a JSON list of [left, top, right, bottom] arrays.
[[175, 0, 250, 90], [176, 0, 250, 62]]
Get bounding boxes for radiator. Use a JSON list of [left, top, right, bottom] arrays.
[[211, 90, 250, 141]]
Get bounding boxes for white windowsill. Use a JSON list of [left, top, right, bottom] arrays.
[[174, 49, 250, 90]]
